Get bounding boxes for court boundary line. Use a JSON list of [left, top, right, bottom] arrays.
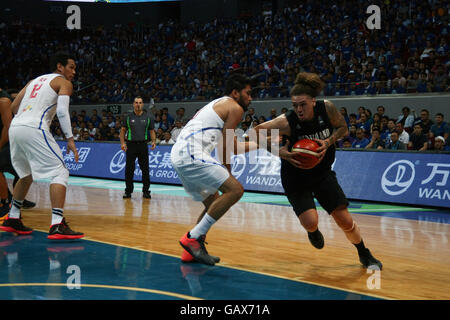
[[30, 229, 390, 300], [0, 282, 201, 300]]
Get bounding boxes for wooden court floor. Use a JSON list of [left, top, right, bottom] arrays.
[[3, 179, 450, 300]]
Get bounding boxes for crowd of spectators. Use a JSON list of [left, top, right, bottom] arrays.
[[49, 103, 450, 152], [335, 105, 450, 151], [1, 0, 449, 104]]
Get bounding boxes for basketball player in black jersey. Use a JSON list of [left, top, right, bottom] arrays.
[[0, 88, 35, 219], [254, 72, 382, 270]]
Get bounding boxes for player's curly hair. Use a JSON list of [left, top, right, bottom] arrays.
[[290, 72, 325, 97]]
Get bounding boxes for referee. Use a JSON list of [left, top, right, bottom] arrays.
[[120, 96, 156, 199]]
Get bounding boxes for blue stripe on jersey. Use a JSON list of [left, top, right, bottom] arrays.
[[41, 130, 66, 166], [183, 127, 224, 165], [183, 126, 222, 139], [39, 103, 57, 129], [186, 141, 222, 166]]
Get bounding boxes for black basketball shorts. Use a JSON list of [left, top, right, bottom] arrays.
[[282, 170, 349, 216]]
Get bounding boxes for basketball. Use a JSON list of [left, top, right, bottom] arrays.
[[291, 139, 321, 169]]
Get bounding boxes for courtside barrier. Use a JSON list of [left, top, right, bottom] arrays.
[[56, 141, 450, 208]]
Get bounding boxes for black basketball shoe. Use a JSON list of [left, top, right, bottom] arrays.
[[308, 229, 325, 249], [358, 248, 383, 270], [48, 218, 84, 240]]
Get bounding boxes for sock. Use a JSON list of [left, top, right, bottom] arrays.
[[51, 208, 64, 225], [9, 199, 23, 219], [354, 239, 366, 254], [189, 213, 216, 239]]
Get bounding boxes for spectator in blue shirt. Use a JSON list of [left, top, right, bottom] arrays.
[[430, 113, 450, 142], [385, 131, 407, 150], [430, 136, 450, 152], [352, 128, 370, 148]]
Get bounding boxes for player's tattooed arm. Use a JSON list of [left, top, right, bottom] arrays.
[[324, 99, 349, 147]]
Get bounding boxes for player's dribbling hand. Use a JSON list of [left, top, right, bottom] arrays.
[[313, 138, 330, 163], [66, 138, 79, 162], [121, 143, 127, 152], [280, 141, 303, 169]]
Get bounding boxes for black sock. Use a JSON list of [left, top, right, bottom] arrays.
[[308, 229, 320, 236], [354, 239, 366, 254]]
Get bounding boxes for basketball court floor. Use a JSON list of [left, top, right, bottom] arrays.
[[0, 175, 449, 300]]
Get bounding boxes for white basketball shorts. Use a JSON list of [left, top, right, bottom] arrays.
[[9, 125, 67, 180], [170, 142, 230, 201]]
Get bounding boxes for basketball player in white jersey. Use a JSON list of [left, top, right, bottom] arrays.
[[0, 52, 84, 239], [172, 73, 256, 266]]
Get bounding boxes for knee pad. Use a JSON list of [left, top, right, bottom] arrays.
[[50, 168, 69, 188]]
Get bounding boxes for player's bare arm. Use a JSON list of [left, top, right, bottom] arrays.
[[254, 114, 288, 151], [315, 100, 349, 159], [0, 97, 12, 150], [10, 82, 31, 115], [219, 100, 244, 171], [254, 114, 302, 168]]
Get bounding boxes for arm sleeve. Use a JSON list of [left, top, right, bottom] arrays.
[[56, 95, 73, 139]]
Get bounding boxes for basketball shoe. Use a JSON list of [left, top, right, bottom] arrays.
[[0, 217, 33, 235], [358, 248, 383, 270], [181, 234, 220, 263], [308, 229, 324, 249], [0, 203, 10, 222], [143, 191, 151, 199], [179, 233, 216, 266], [48, 218, 84, 240]]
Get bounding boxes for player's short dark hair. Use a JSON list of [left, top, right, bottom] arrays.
[[225, 73, 251, 95], [50, 52, 75, 71]]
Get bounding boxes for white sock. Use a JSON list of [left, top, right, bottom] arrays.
[[189, 213, 216, 239], [9, 199, 23, 219], [51, 208, 64, 225]]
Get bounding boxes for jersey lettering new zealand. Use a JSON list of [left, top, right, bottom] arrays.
[[282, 100, 335, 177]]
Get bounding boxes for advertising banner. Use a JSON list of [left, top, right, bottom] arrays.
[[57, 142, 449, 208]]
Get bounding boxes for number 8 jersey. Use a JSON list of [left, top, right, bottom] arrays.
[[11, 73, 64, 132]]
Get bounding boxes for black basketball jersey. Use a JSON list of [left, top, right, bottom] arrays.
[[0, 90, 13, 142], [281, 100, 335, 178]]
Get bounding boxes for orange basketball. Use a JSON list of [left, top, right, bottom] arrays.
[[291, 139, 320, 169]]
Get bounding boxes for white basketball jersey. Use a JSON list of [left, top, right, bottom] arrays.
[[175, 96, 228, 157], [11, 73, 63, 132]]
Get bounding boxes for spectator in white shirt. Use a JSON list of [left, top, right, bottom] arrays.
[[395, 122, 410, 144], [396, 106, 415, 132], [159, 131, 175, 145], [170, 120, 184, 142]]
